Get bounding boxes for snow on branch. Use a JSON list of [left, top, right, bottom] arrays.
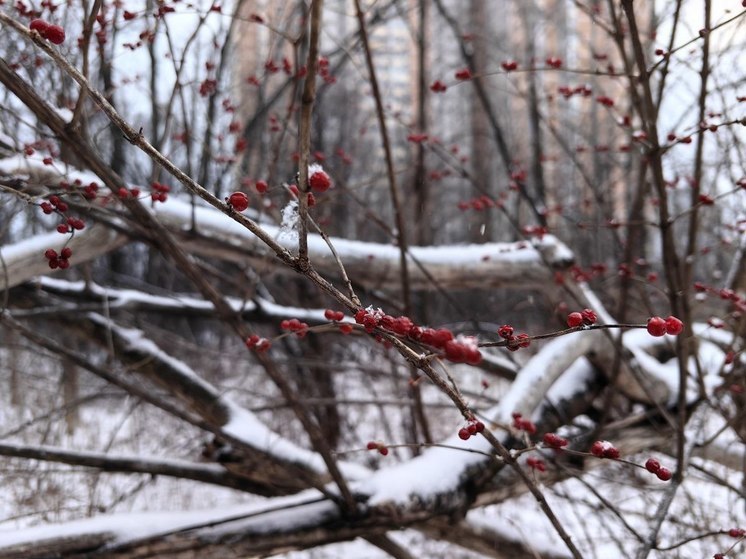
[[0, 442, 259, 492], [0, 224, 127, 291], [0, 154, 575, 292], [153, 198, 575, 292], [79, 314, 369, 485]]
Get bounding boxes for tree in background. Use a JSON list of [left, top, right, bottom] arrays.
[[0, 1, 744, 558]]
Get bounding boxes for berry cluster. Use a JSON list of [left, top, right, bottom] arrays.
[[280, 318, 309, 338], [542, 432, 569, 450], [557, 84, 593, 99], [644, 458, 672, 481], [646, 315, 683, 337], [526, 456, 546, 472], [29, 19, 65, 44], [44, 247, 71, 269], [511, 412, 537, 434], [497, 325, 531, 352], [317, 56, 335, 84], [501, 60, 518, 71], [430, 80, 447, 93], [590, 440, 620, 459], [117, 187, 141, 199], [366, 441, 389, 456], [40, 195, 85, 235], [454, 68, 472, 80], [566, 308, 597, 328], [354, 308, 483, 365], [457, 419, 485, 440], [150, 181, 170, 203], [323, 309, 345, 321], [245, 334, 271, 352]]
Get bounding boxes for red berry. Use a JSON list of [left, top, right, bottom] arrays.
[[339, 323, 353, 335], [44, 249, 58, 260], [227, 192, 249, 212], [60, 247, 72, 259], [454, 68, 472, 80], [656, 467, 672, 481], [567, 312, 583, 327], [48, 258, 59, 269], [30, 19, 50, 33], [57, 258, 69, 269], [644, 458, 661, 473], [57, 224, 70, 234], [255, 180, 268, 193], [309, 170, 331, 192], [44, 24, 66, 45], [40, 202, 54, 214], [664, 315, 683, 335], [378, 446, 389, 456], [366, 441, 378, 450], [590, 440, 619, 459], [497, 324, 514, 339], [581, 308, 597, 325], [728, 528, 745, 538], [647, 316, 667, 337], [458, 428, 471, 440], [543, 432, 569, 449], [474, 421, 485, 433]]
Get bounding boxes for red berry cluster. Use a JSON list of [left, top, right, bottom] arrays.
[[501, 60, 518, 71], [226, 191, 249, 212], [566, 308, 597, 328], [526, 456, 546, 472], [497, 325, 531, 352], [29, 19, 66, 44], [44, 247, 71, 269], [590, 440, 620, 459], [150, 181, 170, 203], [512, 412, 536, 434], [644, 457, 672, 481], [457, 419, 485, 440], [558, 84, 593, 99], [543, 432, 569, 450], [117, 187, 141, 199], [317, 56, 335, 84], [646, 315, 683, 337], [546, 57, 563, 68], [323, 309, 345, 321], [728, 528, 745, 538], [40, 194, 67, 214], [308, 165, 332, 192], [280, 318, 308, 338], [354, 308, 483, 365], [40, 195, 85, 234], [366, 441, 389, 456], [430, 80, 447, 93], [454, 68, 472, 80], [245, 334, 271, 352]]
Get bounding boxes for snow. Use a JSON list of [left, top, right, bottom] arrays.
[[152, 196, 572, 268], [37, 278, 352, 324], [0, 490, 330, 549], [276, 199, 300, 248], [84, 313, 369, 481]]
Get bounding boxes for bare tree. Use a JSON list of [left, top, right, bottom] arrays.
[[0, 1, 744, 558]]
